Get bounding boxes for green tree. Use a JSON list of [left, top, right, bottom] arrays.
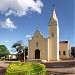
[[12, 41, 23, 60], [0, 45, 10, 58], [12, 41, 23, 53], [23, 46, 28, 62], [24, 46, 28, 57], [12, 41, 28, 61]]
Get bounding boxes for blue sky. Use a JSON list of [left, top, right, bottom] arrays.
[[0, 0, 74, 53]]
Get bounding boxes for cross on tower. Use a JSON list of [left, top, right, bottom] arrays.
[[53, 5, 55, 9]]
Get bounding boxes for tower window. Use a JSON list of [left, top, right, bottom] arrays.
[[63, 51, 65, 55], [59, 51, 60, 55], [52, 33, 54, 37]]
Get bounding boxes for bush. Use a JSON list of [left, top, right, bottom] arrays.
[[5, 62, 46, 75]]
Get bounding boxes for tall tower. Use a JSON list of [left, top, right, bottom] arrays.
[[48, 7, 59, 61]]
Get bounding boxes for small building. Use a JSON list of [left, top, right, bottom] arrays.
[[59, 41, 70, 59], [7, 54, 17, 60]]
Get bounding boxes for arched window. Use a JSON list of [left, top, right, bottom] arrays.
[[36, 42, 38, 47], [63, 51, 65, 55]]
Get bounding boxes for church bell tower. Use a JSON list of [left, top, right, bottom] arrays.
[[48, 6, 59, 61]]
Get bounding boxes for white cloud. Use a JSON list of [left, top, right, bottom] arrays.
[[0, 0, 43, 17], [0, 18, 17, 29], [26, 35, 31, 38], [5, 40, 10, 43]]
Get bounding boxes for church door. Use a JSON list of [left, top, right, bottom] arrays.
[[35, 49, 40, 59]]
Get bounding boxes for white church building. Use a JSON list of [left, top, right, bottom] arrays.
[[28, 7, 70, 61]]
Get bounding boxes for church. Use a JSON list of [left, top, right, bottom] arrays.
[[28, 7, 70, 61]]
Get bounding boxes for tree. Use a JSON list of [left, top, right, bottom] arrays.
[[12, 40, 28, 61], [24, 46, 28, 57], [23, 46, 28, 62], [0, 45, 10, 58], [12, 41, 23, 53], [12, 41, 23, 60]]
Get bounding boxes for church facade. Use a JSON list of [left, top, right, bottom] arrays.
[[28, 8, 70, 61]]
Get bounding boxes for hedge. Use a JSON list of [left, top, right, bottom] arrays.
[[5, 62, 46, 75]]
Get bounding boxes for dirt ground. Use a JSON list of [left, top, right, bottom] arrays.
[[44, 60, 75, 75], [0, 61, 17, 75], [0, 60, 75, 75]]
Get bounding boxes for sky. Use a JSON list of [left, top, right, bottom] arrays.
[[0, 0, 74, 53]]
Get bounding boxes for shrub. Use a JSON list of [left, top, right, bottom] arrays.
[[5, 62, 46, 75]]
